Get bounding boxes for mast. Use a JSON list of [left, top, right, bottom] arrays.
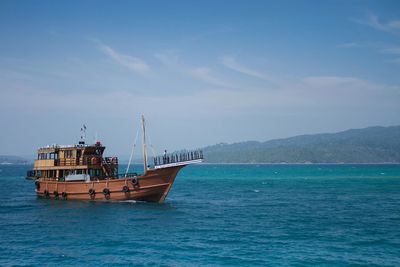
[[141, 115, 148, 173]]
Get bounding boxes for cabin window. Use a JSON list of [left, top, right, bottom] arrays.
[[65, 151, 72, 158]]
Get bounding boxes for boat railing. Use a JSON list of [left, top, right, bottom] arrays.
[[153, 150, 203, 167], [55, 156, 104, 166], [103, 157, 118, 165]]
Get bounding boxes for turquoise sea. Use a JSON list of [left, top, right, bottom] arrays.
[[1, 164, 400, 266]]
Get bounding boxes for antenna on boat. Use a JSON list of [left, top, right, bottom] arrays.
[[141, 115, 148, 173], [79, 124, 86, 145]]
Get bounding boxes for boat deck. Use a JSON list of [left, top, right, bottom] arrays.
[[154, 159, 203, 169]]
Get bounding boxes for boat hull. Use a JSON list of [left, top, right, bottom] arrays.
[[34, 165, 184, 203]]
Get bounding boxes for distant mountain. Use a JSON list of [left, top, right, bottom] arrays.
[[0, 155, 28, 165], [202, 126, 400, 163]]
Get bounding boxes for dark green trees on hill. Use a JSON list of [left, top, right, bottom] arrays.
[[203, 126, 400, 163]]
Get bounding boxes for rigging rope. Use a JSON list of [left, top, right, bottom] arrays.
[[125, 128, 140, 177], [147, 132, 157, 158]]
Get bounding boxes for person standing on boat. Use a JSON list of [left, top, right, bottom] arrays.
[[163, 150, 167, 164]]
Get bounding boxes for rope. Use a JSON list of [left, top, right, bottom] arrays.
[[147, 133, 157, 158], [125, 128, 140, 177]]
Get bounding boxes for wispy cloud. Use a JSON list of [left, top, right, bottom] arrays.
[[356, 14, 400, 33], [387, 57, 400, 65], [155, 51, 233, 88], [337, 42, 361, 48], [379, 46, 400, 65], [98, 43, 150, 75], [153, 51, 181, 69], [336, 40, 400, 66], [220, 56, 289, 90], [221, 56, 273, 81], [189, 67, 231, 87], [302, 76, 363, 87], [380, 46, 400, 55], [181, 26, 233, 45]]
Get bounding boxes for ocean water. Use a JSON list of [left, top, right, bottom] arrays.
[[0, 164, 400, 266]]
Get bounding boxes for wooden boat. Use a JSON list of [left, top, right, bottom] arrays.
[[26, 116, 203, 202]]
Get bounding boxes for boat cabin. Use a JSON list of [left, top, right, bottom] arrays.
[[27, 141, 118, 181]]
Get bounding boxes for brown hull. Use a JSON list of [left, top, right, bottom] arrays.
[[35, 165, 184, 203]]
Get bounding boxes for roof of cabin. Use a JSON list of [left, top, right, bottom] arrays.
[[37, 143, 104, 153]]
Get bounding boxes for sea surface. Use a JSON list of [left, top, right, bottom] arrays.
[[0, 164, 400, 266]]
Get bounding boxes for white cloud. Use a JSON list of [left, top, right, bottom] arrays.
[[188, 67, 232, 87], [369, 45, 400, 65], [181, 26, 233, 44], [298, 76, 400, 110], [356, 14, 400, 33], [99, 44, 150, 74], [2, 72, 399, 155], [155, 52, 233, 88], [153, 51, 181, 68], [380, 47, 400, 55], [221, 56, 273, 81], [302, 76, 363, 87], [336, 42, 400, 65], [380, 47, 400, 64], [388, 58, 400, 65], [337, 42, 361, 48]]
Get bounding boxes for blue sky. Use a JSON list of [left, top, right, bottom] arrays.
[[0, 0, 399, 156]]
